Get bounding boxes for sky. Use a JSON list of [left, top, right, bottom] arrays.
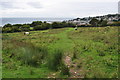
[[0, 0, 119, 18]]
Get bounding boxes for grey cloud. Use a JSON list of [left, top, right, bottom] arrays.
[[27, 2, 43, 8], [0, 1, 117, 18], [0, 2, 14, 9], [0, 2, 21, 9]]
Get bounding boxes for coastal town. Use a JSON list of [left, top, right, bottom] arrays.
[[66, 14, 120, 26]]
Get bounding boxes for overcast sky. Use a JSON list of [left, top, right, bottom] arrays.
[[0, 0, 119, 18]]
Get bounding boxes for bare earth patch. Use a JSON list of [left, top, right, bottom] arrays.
[[64, 56, 84, 78]]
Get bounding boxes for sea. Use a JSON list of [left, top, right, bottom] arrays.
[[0, 18, 73, 27]]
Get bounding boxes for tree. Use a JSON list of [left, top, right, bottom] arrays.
[[43, 21, 47, 23], [34, 25, 43, 30], [61, 21, 68, 27], [100, 20, 107, 26], [51, 22, 67, 28], [30, 21, 42, 27], [52, 22, 59, 28], [12, 26, 21, 32], [89, 18, 99, 27], [98, 19, 107, 27], [13, 24, 23, 27], [2, 24, 23, 33], [67, 23, 75, 27], [2, 27, 13, 33], [21, 25, 30, 31], [3, 23, 12, 28]]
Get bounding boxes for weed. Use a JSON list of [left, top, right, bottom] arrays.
[[98, 53, 105, 56], [70, 64, 74, 68], [60, 64, 70, 76], [72, 47, 77, 60], [77, 64, 81, 68], [29, 69, 34, 75]]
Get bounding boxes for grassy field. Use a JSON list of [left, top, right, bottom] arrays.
[[2, 26, 119, 78]]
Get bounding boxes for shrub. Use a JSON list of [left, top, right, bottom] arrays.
[[2, 27, 13, 33], [21, 25, 30, 31], [17, 45, 48, 67], [30, 21, 42, 27], [47, 49, 63, 71], [89, 18, 99, 27], [2, 24, 30, 33], [3, 23, 12, 28]]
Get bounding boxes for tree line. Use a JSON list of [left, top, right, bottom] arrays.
[[2, 19, 120, 33], [2, 21, 75, 33]]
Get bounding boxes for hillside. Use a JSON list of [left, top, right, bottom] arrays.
[[2, 26, 119, 78]]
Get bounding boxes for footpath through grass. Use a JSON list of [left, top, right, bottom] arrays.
[[48, 28, 74, 53]]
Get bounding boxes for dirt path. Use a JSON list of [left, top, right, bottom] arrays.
[[64, 56, 84, 78], [47, 28, 84, 78]]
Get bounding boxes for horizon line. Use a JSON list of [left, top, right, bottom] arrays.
[[0, 13, 119, 19]]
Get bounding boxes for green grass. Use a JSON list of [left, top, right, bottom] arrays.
[[2, 66, 50, 78], [2, 26, 119, 78]]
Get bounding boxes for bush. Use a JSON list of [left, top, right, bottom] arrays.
[[52, 22, 61, 28], [2, 27, 13, 33], [34, 25, 43, 30], [30, 21, 42, 27], [17, 45, 48, 67], [3, 23, 12, 28], [2, 24, 30, 33], [99, 20, 107, 27], [89, 18, 99, 27], [12, 26, 21, 32], [2, 20, 76, 33], [47, 49, 63, 71], [21, 25, 30, 31]]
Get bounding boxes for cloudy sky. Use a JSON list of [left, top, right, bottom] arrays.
[[0, 0, 119, 18]]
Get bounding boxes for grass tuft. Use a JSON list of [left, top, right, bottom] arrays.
[[17, 44, 48, 67], [47, 49, 63, 71]]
